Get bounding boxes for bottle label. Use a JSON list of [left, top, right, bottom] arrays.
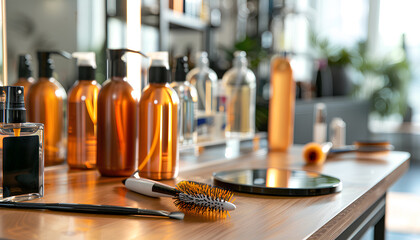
[[3, 135, 40, 197]]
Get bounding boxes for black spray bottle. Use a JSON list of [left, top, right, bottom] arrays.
[[0, 86, 44, 201]]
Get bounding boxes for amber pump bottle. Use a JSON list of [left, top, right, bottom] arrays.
[[67, 52, 101, 169], [13, 55, 35, 106], [139, 52, 179, 180], [97, 49, 147, 177], [28, 51, 71, 166], [268, 55, 295, 151]]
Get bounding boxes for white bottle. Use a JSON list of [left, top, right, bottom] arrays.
[[313, 103, 327, 143]]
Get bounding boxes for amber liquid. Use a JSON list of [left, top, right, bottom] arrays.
[[27, 77, 67, 166], [96, 77, 138, 177], [268, 57, 295, 151], [67, 80, 101, 169], [13, 77, 35, 112], [138, 83, 179, 180]]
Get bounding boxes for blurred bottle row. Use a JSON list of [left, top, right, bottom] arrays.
[[12, 49, 256, 179]]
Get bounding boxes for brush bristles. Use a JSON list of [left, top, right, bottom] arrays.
[[174, 181, 234, 217]]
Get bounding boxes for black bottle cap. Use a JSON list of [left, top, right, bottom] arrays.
[[107, 48, 149, 78], [18, 54, 33, 79], [148, 52, 171, 84], [174, 56, 189, 82], [0, 86, 26, 123], [37, 51, 72, 78], [78, 66, 96, 80]]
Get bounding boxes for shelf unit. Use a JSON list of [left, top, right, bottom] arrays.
[[141, 1, 213, 53]]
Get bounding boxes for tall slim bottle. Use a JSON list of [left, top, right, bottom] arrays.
[[186, 52, 217, 114], [13, 54, 35, 106], [268, 55, 295, 151], [27, 51, 71, 166], [97, 49, 146, 177], [67, 52, 101, 169], [139, 52, 179, 180], [222, 51, 256, 137], [171, 56, 198, 145]]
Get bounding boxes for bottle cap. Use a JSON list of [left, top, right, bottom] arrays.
[[148, 52, 170, 84], [73, 52, 96, 80], [107, 48, 149, 78], [18, 54, 33, 79], [0, 86, 26, 123], [174, 56, 189, 82], [233, 51, 248, 68], [196, 52, 209, 68], [37, 51, 72, 78]]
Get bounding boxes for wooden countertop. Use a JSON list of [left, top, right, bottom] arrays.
[[0, 146, 410, 240]]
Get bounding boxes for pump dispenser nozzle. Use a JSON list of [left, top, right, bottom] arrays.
[[37, 51, 72, 78], [107, 49, 149, 78], [0, 86, 26, 123], [148, 52, 170, 84], [18, 54, 33, 79], [73, 52, 97, 80], [174, 56, 189, 82]]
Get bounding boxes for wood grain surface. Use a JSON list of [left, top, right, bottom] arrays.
[[0, 146, 409, 240]]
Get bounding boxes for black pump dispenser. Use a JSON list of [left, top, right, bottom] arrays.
[[107, 49, 148, 78], [37, 51, 72, 78], [174, 56, 189, 82], [0, 86, 26, 123], [148, 52, 171, 84], [18, 54, 33, 79]]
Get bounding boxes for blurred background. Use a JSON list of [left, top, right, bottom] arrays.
[[2, 1, 420, 238]]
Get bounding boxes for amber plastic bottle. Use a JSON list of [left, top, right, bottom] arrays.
[[268, 55, 295, 151], [67, 52, 101, 169], [97, 49, 146, 177], [139, 52, 179, 180], [13, 55, 35, 106], [27, 51, 71, 166]]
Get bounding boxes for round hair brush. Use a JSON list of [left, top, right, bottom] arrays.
[[123, 177, 236, 217]]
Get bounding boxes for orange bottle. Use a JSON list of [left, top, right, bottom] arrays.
[[138, 52, 179, 180], [67, 52, 101, 169], [27, 51, 71, 166], [268, 55, 295, 151], [97, 49, 146, 177], [13, 55, 35, 107]]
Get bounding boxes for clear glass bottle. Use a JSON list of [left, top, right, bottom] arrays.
[[13, 54, 35, 106], [0, 86, 44, 201], [170, 56, 197, 145], [27, 51, 71, 166], [67, 52, 101, 169], [139, 52, 179, 180], [222, 51, 256, 138], [186, 52, 218, 114], [97, 49, 146, 177]]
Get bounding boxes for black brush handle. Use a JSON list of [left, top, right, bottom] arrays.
[[0, 202, 184, 219]]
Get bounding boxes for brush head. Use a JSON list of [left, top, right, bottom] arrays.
[[174, 181, 235, 218]]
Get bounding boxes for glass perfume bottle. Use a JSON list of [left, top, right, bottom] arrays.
[[170, 56, 198, 145], [268, 56, 295, 151], [27, 51, 71, 166], [97, 49, 147, 177], [222, 51, 256, 138], [0, 86, 44, 201], [13, 54, 35, 106], [186, 52, 218, 114], [67, 52, 101, 169], [139, 52, 179, 180]]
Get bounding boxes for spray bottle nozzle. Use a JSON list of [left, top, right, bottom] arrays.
[[107, 48, 149, 78], [37, 50, 72, 78], [0, 86, 26, 123]]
